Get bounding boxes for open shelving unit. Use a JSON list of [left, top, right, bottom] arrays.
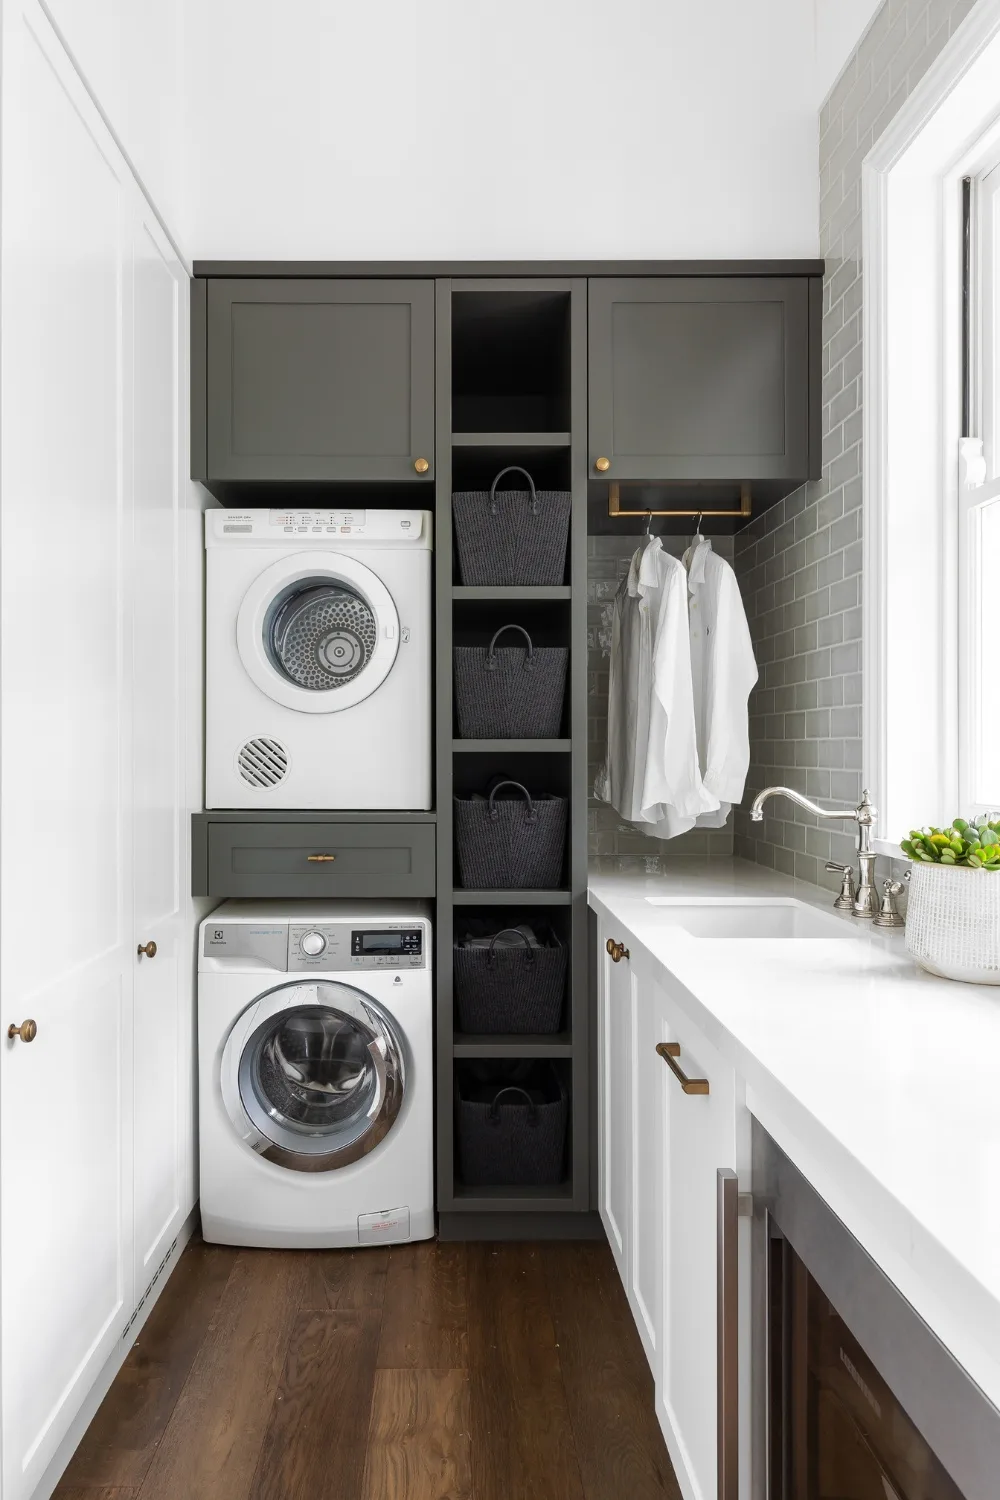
[[434, 278, 593, 1239]]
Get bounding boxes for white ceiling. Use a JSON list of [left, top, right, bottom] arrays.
[[44, 0, 885, 263]]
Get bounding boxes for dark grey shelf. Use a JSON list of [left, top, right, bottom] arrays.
[[451, 431, 571, 448], [452, 585, 571, 601], [452, 739, 571, 753], [453, 1034, 573, 1059], [435, 276, 591, 1237], [452, 889, 572, 905], [450, 1181, 575, 1212]]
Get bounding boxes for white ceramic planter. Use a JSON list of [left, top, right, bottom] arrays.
[[905, 861, 1000, 984]]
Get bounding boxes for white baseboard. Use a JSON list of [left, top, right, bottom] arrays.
[[30, 1205, 199, 1500]]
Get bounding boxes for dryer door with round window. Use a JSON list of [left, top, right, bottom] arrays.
[[220, 981, 406, 1173], [236, 552, 400, 714]]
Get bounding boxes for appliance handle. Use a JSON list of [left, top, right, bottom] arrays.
[[717, 1167, 739, 1500]]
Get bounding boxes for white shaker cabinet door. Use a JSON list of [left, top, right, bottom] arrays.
[[130, 199, 194, 1298], [0, 5, 135, 1496], [627, 958, 668, 1374], [596, 916, 632, 1289], [656, 992, 738, 1500]]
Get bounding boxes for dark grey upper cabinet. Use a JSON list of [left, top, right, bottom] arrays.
[[203, 279, 434, 482], [588, 277, 814, 484]]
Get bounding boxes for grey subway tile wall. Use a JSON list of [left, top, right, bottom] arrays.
[[588, 534, 737, 868], [732, 0, 975, 894]]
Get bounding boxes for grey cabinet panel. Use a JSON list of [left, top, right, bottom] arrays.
[[588, 277, 811, 483], [205, 279, 434, 482], [200, 821, 436, 898]]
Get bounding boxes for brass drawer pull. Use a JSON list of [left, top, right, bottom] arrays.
[[656, 1041, 710, 1095], [307, 854, 336, 862], [7, 1019, 36, 1043], [606, 937, 629, 963], [137, 941, 157, 959]]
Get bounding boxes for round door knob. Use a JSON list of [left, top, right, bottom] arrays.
[[606, 938, 630, 963], [8, 1019, 37, 1043], [137, 941, 157, 959], [300, 931, 326, 957], [413, 457, 430, 474], [595, 456, 611, 473]]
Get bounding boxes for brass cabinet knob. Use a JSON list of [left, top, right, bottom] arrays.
[[137, 941, 157, 959], [413, 457, 430, 474], [595, 456, 611, 473], [8, 1019, 37, 1043], [606, 937, 630, 963]]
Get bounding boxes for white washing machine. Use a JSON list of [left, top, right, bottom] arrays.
[[198, 901, 434, 1248], [205, 508, 432, 809]]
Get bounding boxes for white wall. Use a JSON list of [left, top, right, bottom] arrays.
[[185, 0, 820, 261], [42, 0, 189, 248], [814, 0, 885, 104]]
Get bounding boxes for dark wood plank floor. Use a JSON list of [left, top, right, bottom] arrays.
[[56, 1234, 680, 1500]]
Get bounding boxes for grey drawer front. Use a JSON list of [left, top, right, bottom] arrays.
[[205, 823, 436, 898]]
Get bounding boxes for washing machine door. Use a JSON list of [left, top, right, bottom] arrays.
[[220, 980, 405, 1173], [236, 552, 400, 714]]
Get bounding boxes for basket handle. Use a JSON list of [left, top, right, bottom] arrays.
[[486, 928, 536, 967], [487, 780, 537, 825], [487, 1085, 539, 1125], [489, 466, 539, 517], [486, 624, 535, 673]]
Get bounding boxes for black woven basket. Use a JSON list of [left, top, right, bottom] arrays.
[[454, 922, 567, 1034], [454, 624, 568, 740], [453, 466, 571, 587], [454, 780, 568, 890], [455, 1062, 568, 1187]]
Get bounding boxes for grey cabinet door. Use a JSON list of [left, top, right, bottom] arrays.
[[588, 278, 810, 483], [205, 279, 434, 482]]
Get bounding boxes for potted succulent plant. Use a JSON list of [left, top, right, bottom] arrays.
[[900, 816, 1000, 983]]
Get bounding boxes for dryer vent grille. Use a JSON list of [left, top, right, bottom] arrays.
[[238, 737, 288, 788]]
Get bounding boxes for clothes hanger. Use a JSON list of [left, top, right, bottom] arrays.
[[645, 509, 654, 539], [694, 511, 703, 538]]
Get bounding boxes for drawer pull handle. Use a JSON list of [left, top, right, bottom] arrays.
[[137, 941, 157, 959], [306, 854, 336, 863], [7, 1019, 37, 1043], [656, 1041, 710, 1095], [606, 937, 629, 963]]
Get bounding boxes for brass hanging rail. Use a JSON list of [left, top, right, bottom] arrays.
[[607, 481, 752, 520]]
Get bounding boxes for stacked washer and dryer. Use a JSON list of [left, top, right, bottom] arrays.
[[199, 510, 435, 1248]]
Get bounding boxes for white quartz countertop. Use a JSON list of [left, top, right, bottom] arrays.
[[589, 859, 1000, 1411]]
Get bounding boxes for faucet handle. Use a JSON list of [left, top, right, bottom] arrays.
[[826, 860, 856, 911], [873, 877, 905, 929]]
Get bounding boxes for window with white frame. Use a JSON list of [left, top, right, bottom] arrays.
[[863, 4, 1000, 858], [962, 160, 1000, 818]]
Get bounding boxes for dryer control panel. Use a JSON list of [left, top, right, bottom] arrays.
[[288, 922, 425, 972]]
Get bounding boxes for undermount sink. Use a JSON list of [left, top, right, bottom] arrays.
[[643, 899, 857, 940]]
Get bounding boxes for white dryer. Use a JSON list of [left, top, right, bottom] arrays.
[[205, 508, 432, 809], [198, 902, 434, 1248]]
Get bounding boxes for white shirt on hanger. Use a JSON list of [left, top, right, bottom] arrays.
[[683, 535, 758, 828], [595, 537, 719, 838]]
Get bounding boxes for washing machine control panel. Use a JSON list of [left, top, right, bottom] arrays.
[[287, 923, 425, 971]]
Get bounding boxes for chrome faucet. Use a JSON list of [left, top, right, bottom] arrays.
[[749, 787, 880, 919]]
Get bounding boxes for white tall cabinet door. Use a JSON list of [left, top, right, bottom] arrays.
[[597, 918, 632, 1284], [130, 207, 191, 1294], [656, 992, 737, 1500], [0, 6, 135, 1497], [628, 959, 667, 1373]]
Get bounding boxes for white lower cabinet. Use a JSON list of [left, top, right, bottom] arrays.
[[595, 915, 750, 1500], [597, 914, 633, 1283]]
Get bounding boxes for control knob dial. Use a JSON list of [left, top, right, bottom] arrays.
[[300, 931, 326, 957]]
